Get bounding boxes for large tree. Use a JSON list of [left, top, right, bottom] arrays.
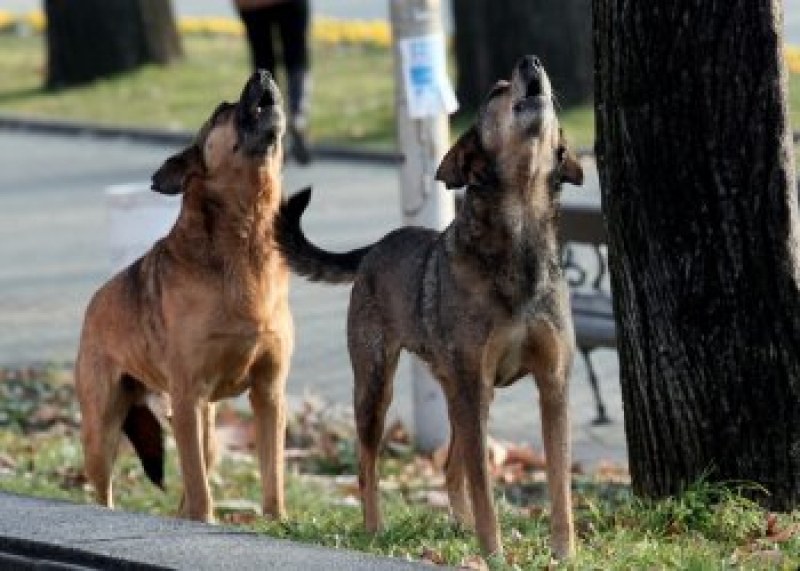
[[594, 0, 800, 509], [451, 0, 592, 112], [45, 0, 183, 89]]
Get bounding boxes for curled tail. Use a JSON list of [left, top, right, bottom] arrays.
[[275, 187, 373, 284]]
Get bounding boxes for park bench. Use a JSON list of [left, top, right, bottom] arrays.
[[559, 202, 616, 425]]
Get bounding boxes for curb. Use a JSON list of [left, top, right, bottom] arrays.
[[0, 114, 404, 166], [0, 492, 433, 570], [0, 113, 600, 161]]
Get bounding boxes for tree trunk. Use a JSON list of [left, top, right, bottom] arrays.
[[593, 0, 800, 509], [45, 0, 183, 89], [452, 0, 592, 112]]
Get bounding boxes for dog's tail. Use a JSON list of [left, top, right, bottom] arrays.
[[122, 397, 165, 490], [275, 187, 373, 284]]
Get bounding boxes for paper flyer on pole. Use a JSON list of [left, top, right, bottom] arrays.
[[399, 33, 459, 118]]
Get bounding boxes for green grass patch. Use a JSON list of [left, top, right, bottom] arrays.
[[0, 34, 395, 148], [2, 428, 799, 569], [3, 33, 800, 154], [0, 33, 594, 151]]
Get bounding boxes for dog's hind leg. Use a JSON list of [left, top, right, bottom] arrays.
[[351, 328, 399, 534], [201, 402, 218, 475], [250, 342, 291, 520], [75, 351, 133, 509]]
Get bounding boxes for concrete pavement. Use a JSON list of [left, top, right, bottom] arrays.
[[0, 128, 626, 468]]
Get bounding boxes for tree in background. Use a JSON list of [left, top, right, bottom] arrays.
[[45, 0, 183, 89], [451, 0, 592, 112], [594, 0, 800, 508]]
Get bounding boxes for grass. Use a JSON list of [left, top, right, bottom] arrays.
[[7, 30, 800, 155], [0, 33, 595, 151], [1, 427, 799, 569], [0, 34, 395, 148], [3, 33, 800, 153]]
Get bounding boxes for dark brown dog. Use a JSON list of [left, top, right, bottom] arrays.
[[75, 71, 293, 522], [275, 56, 583, 558]]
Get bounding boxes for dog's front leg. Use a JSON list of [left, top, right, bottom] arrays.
[[536, 375, 574, 559], [172, 395, 214, 522], [530, 324, 575, 561], [444, 411, 474, 529], [452, 373, 501, 556], [249, 351, 290, 519]]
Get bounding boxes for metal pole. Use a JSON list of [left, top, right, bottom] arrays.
[[389, 0, 455, 452]]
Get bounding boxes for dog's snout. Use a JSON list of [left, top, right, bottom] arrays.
[[519, 55, 542, 74]]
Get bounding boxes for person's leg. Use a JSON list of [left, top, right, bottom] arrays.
[[276, 0, 312, 163], [238, 6, 277, 75]]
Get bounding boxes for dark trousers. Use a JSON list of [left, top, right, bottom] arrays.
[[238, 0, 310, 121]]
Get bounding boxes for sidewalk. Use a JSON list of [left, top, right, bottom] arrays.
[[0, 125, 626, 469]]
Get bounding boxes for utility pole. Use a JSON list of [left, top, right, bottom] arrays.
[[389, 0, 457, 452]]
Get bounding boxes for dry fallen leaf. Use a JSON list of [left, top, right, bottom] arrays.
[[765, 512, 800, 543], [765, 512, 779, 537], [505, 444, 546, 470], [431, 443, 450, 471], [0, 453, 17, 470], [421, 546, 445, 565], [459, 554, 488, 570], [593, 460, 629, 482], [487, 436, 508, 468], [386, 420, 410, 445]]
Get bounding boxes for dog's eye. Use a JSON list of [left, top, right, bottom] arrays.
[[556, 145, 566, 163]]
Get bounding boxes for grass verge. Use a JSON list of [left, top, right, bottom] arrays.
[[2, 33, 800, 153], [1, 424, 799, 569], [0, 33, 596, 151]]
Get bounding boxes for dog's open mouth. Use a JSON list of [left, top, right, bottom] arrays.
[[236, 70, 285, 155], [512, 56, 551, 115], [525, 74, 543, 99]]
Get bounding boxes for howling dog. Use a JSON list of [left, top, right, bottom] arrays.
[[76, 71, 293, 522], [276, 56, 583, 558]]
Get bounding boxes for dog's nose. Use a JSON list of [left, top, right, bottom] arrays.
[[519, 55, 542, 74]]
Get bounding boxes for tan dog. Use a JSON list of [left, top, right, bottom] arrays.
[[75, 71, 293, 522], [275, 56, 583, 558]]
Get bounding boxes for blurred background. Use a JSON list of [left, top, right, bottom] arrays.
[[2, 0, 798, 149]]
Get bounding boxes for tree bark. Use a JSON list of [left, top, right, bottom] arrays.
[[452, 0, 592, 112], [594, 0, 800, 509], [45, 0, 183, 89]]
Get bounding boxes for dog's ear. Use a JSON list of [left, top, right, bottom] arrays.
[[151, 145, 202, 195], [557, 136, 583, 186], [436, 127, 495, 190]]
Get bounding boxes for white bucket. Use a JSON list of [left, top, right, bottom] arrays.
[[105, 183, 181, 273]]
